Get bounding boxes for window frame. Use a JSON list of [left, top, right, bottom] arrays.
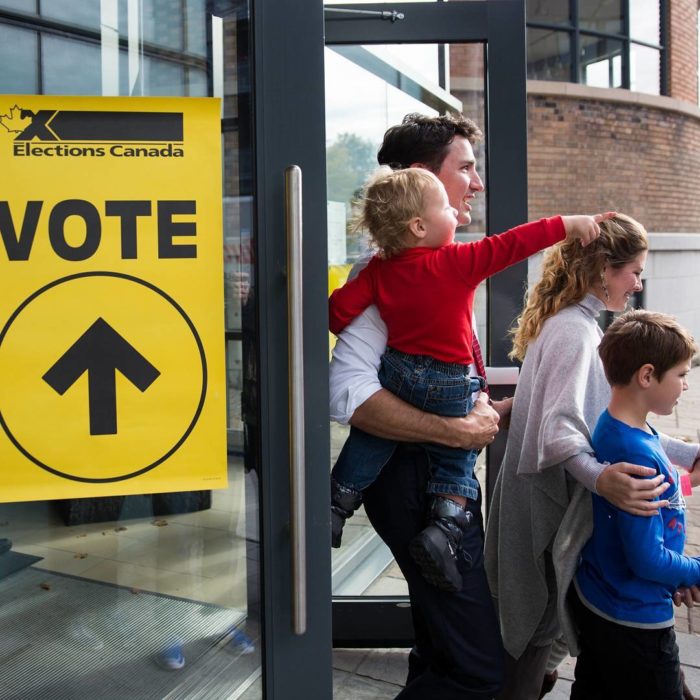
[[526, 0, 666, 94]]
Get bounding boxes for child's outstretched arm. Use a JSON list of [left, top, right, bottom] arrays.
[[562, 211, 616, 247]]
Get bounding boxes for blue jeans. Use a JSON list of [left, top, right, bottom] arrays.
[[331, 347, 483, 501]]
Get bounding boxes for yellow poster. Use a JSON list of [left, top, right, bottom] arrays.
[[0, 96, 226, 502]]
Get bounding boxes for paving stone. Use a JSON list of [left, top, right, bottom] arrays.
[[333, 648, 371, 673], [355, 648, 410, 687], [333, 668, 402, 700]]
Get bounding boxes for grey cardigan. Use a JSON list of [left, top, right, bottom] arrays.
[[484, 294, 698, 659]]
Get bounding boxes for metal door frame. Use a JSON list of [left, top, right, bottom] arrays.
[[324, 0, 528, 646]]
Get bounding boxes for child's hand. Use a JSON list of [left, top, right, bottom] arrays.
[[562, 212, 616, 247]]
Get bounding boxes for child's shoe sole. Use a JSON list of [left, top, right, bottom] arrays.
[[408, 526, 462, 592]]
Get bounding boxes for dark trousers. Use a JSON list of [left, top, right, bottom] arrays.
[[570, 588, 683, 700], [363, 444, 505, 699]]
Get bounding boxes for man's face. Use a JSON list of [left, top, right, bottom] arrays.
[[433, 136, 484, 226]]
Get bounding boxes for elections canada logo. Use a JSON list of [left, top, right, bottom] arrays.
[[0, 104, 184, 158]]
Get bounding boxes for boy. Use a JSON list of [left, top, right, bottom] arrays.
[[329, 165, 607, 591], [572, 309, 700, 699]]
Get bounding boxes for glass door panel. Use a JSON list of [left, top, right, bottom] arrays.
[[326, 41, 489, 597], [0, 2, 261, 697]]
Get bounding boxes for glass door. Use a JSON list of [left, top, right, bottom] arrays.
[[322, 1, 529, 644], [0, 0, 290, 700]]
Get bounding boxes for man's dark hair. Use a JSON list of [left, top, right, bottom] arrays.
[[377, 112, 482, 172]]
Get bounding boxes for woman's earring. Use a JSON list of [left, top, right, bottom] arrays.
[[600, 272, 609, 302]]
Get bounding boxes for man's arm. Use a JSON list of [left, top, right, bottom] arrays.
[[351, 390, 499, 450], [329, 304, 498, 449]]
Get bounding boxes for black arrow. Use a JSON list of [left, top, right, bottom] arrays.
[[43, 318, 160, 436]]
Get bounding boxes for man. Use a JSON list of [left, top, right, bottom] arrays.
[[329, 113, 505, 699]]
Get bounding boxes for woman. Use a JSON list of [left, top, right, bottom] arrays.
[[484, 214, 700, 699]]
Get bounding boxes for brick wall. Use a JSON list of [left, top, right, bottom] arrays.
[[667, 0, 698, 104], [526, 92, 700, 231]]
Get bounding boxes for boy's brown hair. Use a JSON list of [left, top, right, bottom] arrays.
[[598, 309, 697, 386], [354, 166, 442, 258]]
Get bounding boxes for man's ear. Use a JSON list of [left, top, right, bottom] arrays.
[[409, 161, 427, 171], [408, 216, 426, 239], [636, 363, 656, 388]]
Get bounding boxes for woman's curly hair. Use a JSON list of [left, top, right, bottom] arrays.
[[509, 213, 648, 362]]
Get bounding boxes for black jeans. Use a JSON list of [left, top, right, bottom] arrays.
[[570, 587, 683, 700], [363, 444, 505, 699]]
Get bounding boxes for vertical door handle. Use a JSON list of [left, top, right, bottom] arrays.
[[285, 165, 306, 635]]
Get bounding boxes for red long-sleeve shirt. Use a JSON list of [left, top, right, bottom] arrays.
[[329, 216, 565, 365]]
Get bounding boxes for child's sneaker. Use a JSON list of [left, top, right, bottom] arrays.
[[408, 496, 472, 592], [330, 479, 362, 548], [155, 643, 185, 670]]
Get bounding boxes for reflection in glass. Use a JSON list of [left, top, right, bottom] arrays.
[[0, 3, 261, 698], [144, 56, 186, 96], [629, 0, 660, 44], [630, 44, 660, 95], [0, 0, 36, 13], [579, 0, 622, 35], [580, 35, 623, 88], [42, 36, 101, 95], [526, 0, 570, 24], [527, 28, 571, 82], [142, 0, 184, 50], [326, 42, 488, 596], [41, 0, 100, 30], [0, 24, 37, 93]]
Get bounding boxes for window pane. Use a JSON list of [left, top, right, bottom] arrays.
[[142, 0, 183, 50], [580, 34, 623, 88], [527, 28, 571, 82], [579, 0, 622, 35], [41, 0, 100, 30], [325, 42, 489, 594], [143, 56, 186, 95], [629, 0, 660, 45], [185, 0, 207, 56], [0, 24, 38, 93], [188, 68, 209, 96], [526, 0, 570, 24], [0, 0, 36, 13], [630, 44, 660, 95], [42, 35, 101, 95]]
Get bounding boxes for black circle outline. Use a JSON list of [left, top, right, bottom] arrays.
[[0, 271, 207, 483]]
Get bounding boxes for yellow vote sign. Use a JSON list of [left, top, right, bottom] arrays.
[[0, 96, 226, 501]]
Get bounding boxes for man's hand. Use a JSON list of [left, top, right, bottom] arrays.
[[596, 462, 670, 516], [350, 389, 498, 450], [440, 394, 499, 450], [490, 397, 513, 431], [562, 212, 616, 247], [673, 586, 700, 608]]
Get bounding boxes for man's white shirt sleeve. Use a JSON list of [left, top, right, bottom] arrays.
[[329, 304, 387, 424]]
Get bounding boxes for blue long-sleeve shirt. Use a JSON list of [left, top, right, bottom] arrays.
[[575, 409, 700, 628]]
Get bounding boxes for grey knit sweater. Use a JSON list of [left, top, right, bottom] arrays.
[[484, 294, 699, 659]]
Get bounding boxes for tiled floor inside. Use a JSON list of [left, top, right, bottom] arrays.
[[0, 458, 251, 608]]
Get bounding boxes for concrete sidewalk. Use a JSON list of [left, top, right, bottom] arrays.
[[333, 364, 700, 698]]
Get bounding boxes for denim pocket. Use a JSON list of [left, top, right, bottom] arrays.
[[424, 380, 472, 416]]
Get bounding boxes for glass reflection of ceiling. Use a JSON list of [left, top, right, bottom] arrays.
[[325, 47, 439, 146]]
